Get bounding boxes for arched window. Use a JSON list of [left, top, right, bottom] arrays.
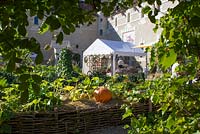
[[34, 16, 39, 25], [100, 29, 103, 36]]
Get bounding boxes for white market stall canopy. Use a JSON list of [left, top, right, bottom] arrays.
[[83, 39, 146, 57], [82, 39, 146, 75]]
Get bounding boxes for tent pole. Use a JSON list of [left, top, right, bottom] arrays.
[[112, 54, 116, 76], [145, 51, 148, 78]]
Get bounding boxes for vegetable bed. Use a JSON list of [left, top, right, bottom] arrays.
[[8, 99, 150, 134]]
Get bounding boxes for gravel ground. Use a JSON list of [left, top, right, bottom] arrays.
[[89, 126, 128, 134]]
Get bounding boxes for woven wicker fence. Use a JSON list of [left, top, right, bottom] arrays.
[[8, 101, 151, 134]]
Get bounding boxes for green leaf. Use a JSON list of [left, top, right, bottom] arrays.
[[63, 85, 74, 91], [18, 82, 29, 91], [32, 83, 40, 96], [160, 49, 177, 70], [38, 23, 49, 34], [148, 11, 156, 23], [62, 26, 70, 35], [35, 51, 43, 65], [176, 77, 187, 85], [147, 0, 155, 5], [18, 25, 26, 36], [142, 6, 151, 14], [166, 115, 174, 129], [0, 78, 7, 88], [37, 10, 44, 20], [56, 32, 63, 45], [169, 29, 175, 40], [69, 24, 75, 33], [122, 107, 133, 120], [19, 74, 30, 82], [151, 94, 159, 104], [156, 0, 161, 5], [45, 16, 61, 31], [176, 117, 185, 124], [71, 77, 79, 83], [191, 7, 200, 17], [124, 124, 130, 129], [83, 77, 91, 85], [7, 58, 15, 72], [92, 77, 99, 81], [44, 44, 51, 50], [32, 74, 42, 83], [20, 88, 29, 103], [190, 16, 200, 27], [160, 103, 170, 115], [19, 82, 29, 103], [30, 9, 36, 16]]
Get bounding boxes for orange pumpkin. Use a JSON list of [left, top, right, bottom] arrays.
[[94, 87, 112, 103]]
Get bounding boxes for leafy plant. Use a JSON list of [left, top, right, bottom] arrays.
[[33, 65, 57, 82], [0, 68, 17, 84], [56, 48, 73, 78], [122, 75, 200, 134], [119, 1, 200, 134], [0, 83, 19, 133], [68, 76, 103, 101]]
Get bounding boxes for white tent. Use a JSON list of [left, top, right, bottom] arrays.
[[82, 39, 146, 75]]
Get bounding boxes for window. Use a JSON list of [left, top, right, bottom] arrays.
[[127, 13, 130, 22], [34, 16, 39, 25], [115, 17, 117, 27], [106, 20, 109, 29], [99, 29, 103, 36], [100, 18, 103, 22]]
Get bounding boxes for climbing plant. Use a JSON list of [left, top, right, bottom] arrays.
[[56, 48, 73, 78]]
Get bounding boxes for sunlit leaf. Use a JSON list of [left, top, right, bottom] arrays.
[[63, 86, 74, 91], [44, 44, 51, 50], [71, 77, 79, 82], [159, 103, 170, 115], [142, 6, 151, 14], [83, 77, 91, 85], [160, 49, 177, 70], [0, 78, 7, 88], [166, 115, 174, 129], [122, 107, 133, 120], [38, 23, 49, 34]]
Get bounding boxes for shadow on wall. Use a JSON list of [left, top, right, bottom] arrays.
[[101, 20, 121, 41], [103, 21, 143, 73]]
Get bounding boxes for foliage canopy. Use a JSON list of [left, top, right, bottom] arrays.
[[1, 0, 200, 133]]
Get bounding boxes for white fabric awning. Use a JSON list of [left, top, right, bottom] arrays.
[[83, 39, 146, 57]]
